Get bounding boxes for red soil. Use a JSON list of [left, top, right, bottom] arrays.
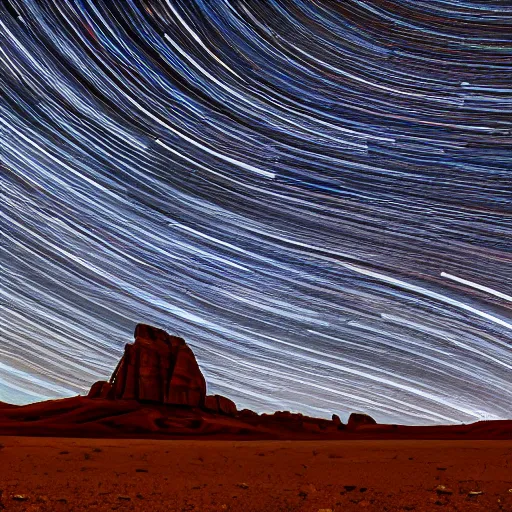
[[0, 436, 511, 511]]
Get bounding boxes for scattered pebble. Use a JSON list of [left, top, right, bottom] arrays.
[[56, 498, 67, 503], [468, 491, 483, 496], [59, 451, 69, 455], [92, 448, 102, 453], [136, 493, 144, 499], [12, 495, 29, 501], [434, 485, 453, 495], [117, 495, 131, 500], [344, 485, 357, 492], [436, 467, 447, 471], [135, 468, 148, 473], [236, 483, 249, 489], [360, 487, 368, 492]]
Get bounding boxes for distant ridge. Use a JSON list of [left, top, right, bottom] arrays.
[[0, 324, 510, 440]]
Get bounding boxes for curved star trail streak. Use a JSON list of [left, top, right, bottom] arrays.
[[1, 0, 511, 424]]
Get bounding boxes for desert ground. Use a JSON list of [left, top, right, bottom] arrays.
[[0, 437, 511, 512]]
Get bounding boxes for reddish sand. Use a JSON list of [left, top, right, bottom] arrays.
[[0, 437, 511, 511]]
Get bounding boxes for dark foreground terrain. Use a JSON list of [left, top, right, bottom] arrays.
[[0, 396, 511, 440], [0, 437, 511, 511]]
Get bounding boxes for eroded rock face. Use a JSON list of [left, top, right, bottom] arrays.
[[87, 381, 112, 399], [347, 412, 377, 430], [332, 413, 345, 430], [204, 394, 237, 416], [106, 324, 206, 407], [239, 408, 259, 418], [204, 395, 218, 412]]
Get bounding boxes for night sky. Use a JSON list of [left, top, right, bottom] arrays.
[[1, 0, 511, 424]]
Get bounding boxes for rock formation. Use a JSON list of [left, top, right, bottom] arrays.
[[7, 322, 511, 440], [332, 413, 345, 429], [91, 324, 207, 407], [204, 395, 237, 416], [84, 323, 383, 435], [347, 412, 377, 430], [87, 380, 112, 399]]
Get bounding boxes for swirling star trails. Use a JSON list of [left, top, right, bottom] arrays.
[[1, 0, 511, 424]]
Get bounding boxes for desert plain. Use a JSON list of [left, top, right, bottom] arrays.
[[1, 437, 512, 512]]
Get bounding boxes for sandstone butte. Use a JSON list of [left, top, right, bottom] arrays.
[[0, 323, 510, 440], [88, 323, 237, 417]]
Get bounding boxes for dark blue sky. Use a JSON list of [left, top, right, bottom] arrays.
[[1, 0, 511, 424]]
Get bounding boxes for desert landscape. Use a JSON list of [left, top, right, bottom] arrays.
[[0, 325, 510, 441], [1, 438, 512, 511], [0, 325, 511, 511], [3, 1, 511, 510]]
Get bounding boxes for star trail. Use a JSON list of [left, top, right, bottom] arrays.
[[1, 0, 511, 424]]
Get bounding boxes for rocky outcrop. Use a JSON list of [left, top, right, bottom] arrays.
[[332, 413, 345, 429], [88, 381, 112, 399], [302, 421, 321, 432], [347, 412, 377, 430], [106, 324, 206, 407], [204, 395, 237, 416], [84, 324, 376, 430], [239, 408, 259, 419]]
